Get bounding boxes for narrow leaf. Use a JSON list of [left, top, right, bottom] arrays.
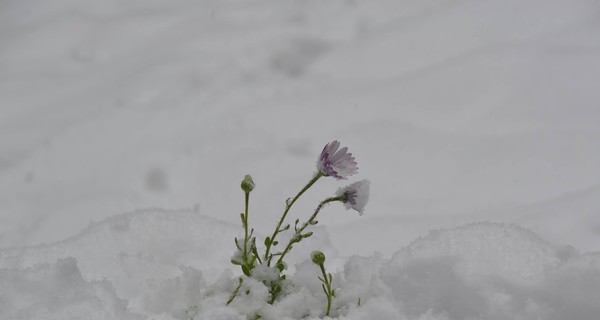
[[242, 265, 251, 277]]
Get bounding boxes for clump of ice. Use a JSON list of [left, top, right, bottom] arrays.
[[1, 211, 599, 319]]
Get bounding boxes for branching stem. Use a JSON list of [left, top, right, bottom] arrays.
[[264, 172, 323, 265], [276, 196, 343, 265]]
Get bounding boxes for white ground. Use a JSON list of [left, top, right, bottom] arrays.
[[1, 0, 600, 319]]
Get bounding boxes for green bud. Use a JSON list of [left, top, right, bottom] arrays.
[[311, 250, 326, 265], [241, 175, 255, 193]]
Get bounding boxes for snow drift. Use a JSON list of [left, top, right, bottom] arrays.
[[1, 210, 598, 319]]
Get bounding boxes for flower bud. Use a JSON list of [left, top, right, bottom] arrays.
[[311, 250, 326, 265], [241, 175, 255, 193]]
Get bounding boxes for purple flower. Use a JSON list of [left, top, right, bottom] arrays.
[[317, 140, 358, 180], [336, 180, 370, 215]]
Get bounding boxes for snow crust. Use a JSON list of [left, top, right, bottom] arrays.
[[2, 211, 599, 319]]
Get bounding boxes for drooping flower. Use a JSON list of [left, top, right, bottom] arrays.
[[336, 180, 370, 215], [317, 140, 358, 180]]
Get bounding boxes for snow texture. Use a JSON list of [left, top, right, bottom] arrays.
[[2, 0, 600, 318], [1, 211, 599, 319]]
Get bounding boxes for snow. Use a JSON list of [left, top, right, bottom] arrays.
[[2, 212, 599, 319], [2, 0, 600, 318]]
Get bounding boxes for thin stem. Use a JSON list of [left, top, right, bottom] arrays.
[[264, 172, 323, 265], [226, 277, 244, 305], [276, 196, 343, 265], [320, 264, 333, 317], [243, 192, 250, 266]]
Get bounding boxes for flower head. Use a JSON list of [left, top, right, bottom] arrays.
[[336, 180, 370, 215], [317, 140, 358, 180]]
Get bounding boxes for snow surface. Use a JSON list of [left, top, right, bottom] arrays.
[[1, 212, 599, 319], [2, 0, 600, 318]]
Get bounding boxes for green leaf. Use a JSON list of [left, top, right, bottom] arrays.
[[240, 213, 245, 224], [251, 247, 262, 264], [322, 283, 328, 296], [272, 241, 279, 246], [277, 262, 286, 272], [242, 265, 251, 277], [234, 237, 241, 249]]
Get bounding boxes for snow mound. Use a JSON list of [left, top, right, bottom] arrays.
[[379, 223, 600, 320], [2, 215, 599, 319], [0, 257, 143, 320], [391, 222, 560, 284], [0, 209, 237, 317]]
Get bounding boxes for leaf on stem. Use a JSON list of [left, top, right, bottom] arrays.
[[242, 265, 251, 277], [251, 247, 262, 264], [277, 262, 286, 272]]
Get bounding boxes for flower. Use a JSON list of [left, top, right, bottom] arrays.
[[336, 180, 370, 215], [317, 140, 358, 180]]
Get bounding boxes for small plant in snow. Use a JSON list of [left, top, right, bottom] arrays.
[[228, 140, 370, 318], [311, 250, 334, 317]]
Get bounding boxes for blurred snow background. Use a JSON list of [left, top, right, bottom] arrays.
[[1, 0, 600, 319]]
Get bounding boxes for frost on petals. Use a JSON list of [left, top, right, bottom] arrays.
[[317, 140, 358, 180], [336, 180, 370, 215]]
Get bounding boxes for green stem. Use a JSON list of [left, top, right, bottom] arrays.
[[264, 172, 323, 265], [320, 264, 333, 317], [226, 277, 244, 305], [243, 191, 250, 266], [276, 196, 343, 265]]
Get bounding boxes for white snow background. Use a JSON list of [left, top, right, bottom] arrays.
[[1, 0, 600, 319]]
